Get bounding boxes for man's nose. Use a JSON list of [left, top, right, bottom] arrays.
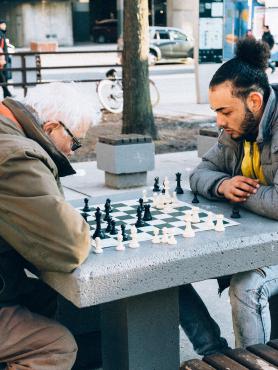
[[216, 114, 225, 128]]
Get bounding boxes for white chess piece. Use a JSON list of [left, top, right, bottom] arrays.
[[215, 214, 225, 232], [183, 213, 195, 238], [161, 227, 169, 243], [94, 237, 103, 254], [116, 231, 125, 251], [172, 191, 178, 205], [168, 228, 177, 245], [205, 212, 215, 229], [191, 207, 200, 223], [152, 227, 161, 244], [129, 225, 140, 248], [163, 177, 171, 203], [142, 189, 148, 203], [156, 193, 164, 209]]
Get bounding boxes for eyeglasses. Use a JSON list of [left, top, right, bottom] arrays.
[[58, 121, 82, 152]]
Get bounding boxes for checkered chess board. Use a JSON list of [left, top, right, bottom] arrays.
[[76, 197, 240, 249]]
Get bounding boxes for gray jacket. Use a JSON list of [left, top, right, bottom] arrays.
[[190, 85, 278, 220]]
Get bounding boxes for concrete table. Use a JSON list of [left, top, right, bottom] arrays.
[[42, 190, 278, 370]]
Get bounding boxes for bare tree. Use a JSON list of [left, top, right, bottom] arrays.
[[122, 0, 158, 139]]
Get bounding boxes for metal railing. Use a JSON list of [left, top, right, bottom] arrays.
[[0, 49, 122, 96]]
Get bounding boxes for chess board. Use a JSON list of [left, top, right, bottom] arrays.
[[76, 197, 240, 249]]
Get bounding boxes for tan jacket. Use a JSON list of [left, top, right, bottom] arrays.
[[0, 98, 90, 274]]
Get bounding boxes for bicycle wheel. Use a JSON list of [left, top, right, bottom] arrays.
[[97, 79, 123, 113], [149, 79, 160, 107]]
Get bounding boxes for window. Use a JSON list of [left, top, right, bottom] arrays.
[[170, 31, 187, 41], [158, 31, 170, 40]]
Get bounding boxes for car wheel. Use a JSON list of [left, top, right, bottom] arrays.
[[187, 48, 194, 58], [148, 51, 157, 66]]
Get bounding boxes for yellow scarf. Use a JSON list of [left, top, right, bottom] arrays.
[[241, 141, 267, 185]]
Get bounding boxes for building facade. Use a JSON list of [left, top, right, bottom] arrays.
[[0, 0, 196, 47]]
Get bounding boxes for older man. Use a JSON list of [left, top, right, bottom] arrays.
[[0, 82, 96, 369]]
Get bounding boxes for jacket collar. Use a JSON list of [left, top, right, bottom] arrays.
[[2, 98, 76, 177]]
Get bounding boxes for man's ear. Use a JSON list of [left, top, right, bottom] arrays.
[[246, 92, 264, 114], [42, 121, 60, 135]]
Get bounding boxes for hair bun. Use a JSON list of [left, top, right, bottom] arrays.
[[235, 38, 270, 70]]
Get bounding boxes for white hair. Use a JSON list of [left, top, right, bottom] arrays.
[[22, 82, 99, 132]]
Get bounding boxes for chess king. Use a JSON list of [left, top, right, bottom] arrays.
[[179, 38, 278, 356], [0, 83, 96, 368]]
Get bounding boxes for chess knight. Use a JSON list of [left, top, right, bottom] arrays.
[[0, 83, 96, 369], [179, 38, 278, 358]]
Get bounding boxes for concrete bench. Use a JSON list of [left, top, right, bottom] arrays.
[[180, 340, 278, 369], [96, 134, 155, 188], [197, 127, 218, 158]]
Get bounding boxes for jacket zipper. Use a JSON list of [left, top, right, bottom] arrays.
[[249, 142, 256, 179]]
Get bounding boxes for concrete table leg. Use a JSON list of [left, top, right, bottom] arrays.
[[101, 287, 180, 370]]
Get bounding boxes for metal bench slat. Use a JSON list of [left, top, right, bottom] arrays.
[[204, 353, 249, 370], [224, 348, 278, 370], [180, 358, 216, 370], [247, 343, 278, 366]]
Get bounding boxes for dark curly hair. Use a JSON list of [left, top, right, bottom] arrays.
[[209, 38, 271, 104]]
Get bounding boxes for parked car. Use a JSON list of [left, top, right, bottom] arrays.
[[92, 19, 117, 43], [149, 26, 194, 65]]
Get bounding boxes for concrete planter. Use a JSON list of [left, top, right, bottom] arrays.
[[197, 127, 218, 157], [96, 134, 155, 189]]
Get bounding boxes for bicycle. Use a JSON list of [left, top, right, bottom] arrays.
[[96, 68, 160, 114]]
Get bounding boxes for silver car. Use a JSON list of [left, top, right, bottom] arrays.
[[149, 26, 194, 65]]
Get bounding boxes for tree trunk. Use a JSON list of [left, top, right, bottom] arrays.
[[122, 0, 158, 139]]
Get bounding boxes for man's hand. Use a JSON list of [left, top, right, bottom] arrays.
[[217, 176, 260, 202]]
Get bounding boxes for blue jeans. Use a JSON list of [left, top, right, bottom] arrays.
[[179, 284, 228, 356], [229, 265, 278, 348]]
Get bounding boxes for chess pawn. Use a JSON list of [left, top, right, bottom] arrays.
[[129, 225, 140, 248], [156, 193, 164, 209], [191, 207, 200, 223], [93, 237, 103, 254], [116, 231, 125, 251], [183, 213, 195, 238], [161, 227, 169, 243], [152, 227, 161, 244], [168, 228, 177, 245], [215, 214, 225, 232], [205, 212, 215, 229]]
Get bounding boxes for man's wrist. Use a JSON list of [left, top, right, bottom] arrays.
[[217, 178, 229, 196]]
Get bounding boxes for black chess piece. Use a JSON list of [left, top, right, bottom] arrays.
[[93, 207, 105, 239], [143, 204, 152, 221], [104, 201, 111, 221], [138, 198, 144, 212], [82, 198, 90, 212], [121, 224, 128, 241], [175, 172, 184, 194], [153, 177, 160, 192], [105, 216, 112, 233], [110, 220, 118, 235], [104, 198, 112, 213], [231, 204, 241, 219], [135, 206, 145, 227], [192, 192, 199, 204], [162, 180, 165, 194]]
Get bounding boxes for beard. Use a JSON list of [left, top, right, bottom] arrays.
[[240, 106, 260, 141]]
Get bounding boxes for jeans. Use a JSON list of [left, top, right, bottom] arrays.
[[229, 265, 278, 348], [179, 284, 228, 356]]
